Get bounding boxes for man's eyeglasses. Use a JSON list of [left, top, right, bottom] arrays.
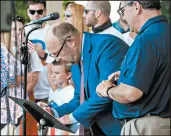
[[64, 11, 72, 18], [29, 9, 44, 15], [84, 8, 100, 15], [12, 16, 25, 24], [117, 2, 133, 16], [49, 36, 71, 60]]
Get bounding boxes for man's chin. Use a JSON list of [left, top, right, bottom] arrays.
[[84, 20, 90, 26], [87, 23, 93, 27], [71, 61, 76, 65]]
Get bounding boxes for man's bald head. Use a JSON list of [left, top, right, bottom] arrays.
[[47, 22, 80, 45], [87, 1, 111, 16], [46, 22, 81, 64]]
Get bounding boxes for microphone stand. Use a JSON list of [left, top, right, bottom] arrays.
[[21, 24, 42, 136]]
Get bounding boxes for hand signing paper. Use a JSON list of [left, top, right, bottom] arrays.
[[37, 102, 54, 115], [57, 115, 72, 125]]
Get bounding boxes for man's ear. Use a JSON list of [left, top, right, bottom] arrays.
[[66, 37, 76, 48], [134, 1, 141, 15], [66, 72, 72, 80], [95, 9, 102, 18], [27, 8, 30, 15]]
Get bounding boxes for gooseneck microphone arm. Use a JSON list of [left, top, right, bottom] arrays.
[[21, 24, 42, 136], [20, 12, 60, 136]]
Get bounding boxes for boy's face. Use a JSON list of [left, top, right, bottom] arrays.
[[51, 65, 69, 85]]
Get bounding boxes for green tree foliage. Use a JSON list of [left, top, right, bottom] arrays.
[[62, 0, 74, 10], [161, 0, 170, 23], [15, 1, 30, 23]]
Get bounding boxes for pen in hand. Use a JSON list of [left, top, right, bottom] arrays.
[[46, 100, 54, 107], [110, 75, 117, 85], [46, 100, 59, 109]]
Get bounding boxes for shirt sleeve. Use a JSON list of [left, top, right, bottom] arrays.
[[69, 114, 78, 124], [51, 108, 59, 118], [30, 51, 44, 72]]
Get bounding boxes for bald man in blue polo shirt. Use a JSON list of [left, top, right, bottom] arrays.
[[97, 1, 170, 135]]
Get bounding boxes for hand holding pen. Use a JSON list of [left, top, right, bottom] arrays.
[[108, 71, 120, 85], [96, 71, 120, 98], [37, 101, 53, 115]]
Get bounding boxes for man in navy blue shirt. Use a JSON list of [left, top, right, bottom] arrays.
[[96, 1, 170, 135]]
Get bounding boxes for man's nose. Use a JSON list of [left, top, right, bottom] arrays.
[[64, 16, 67, 21], [34, 12, 39, 17], [122, 14, 126, 21]]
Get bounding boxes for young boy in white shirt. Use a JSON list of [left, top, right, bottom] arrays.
[[38, 60, 79, 135]]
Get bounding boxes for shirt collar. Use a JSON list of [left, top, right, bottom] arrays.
[[81, 34, 85, 60], [92, 19, 112, 33], [139, 15, 168, 34]]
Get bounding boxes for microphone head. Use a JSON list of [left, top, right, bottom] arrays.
[[25, 12, 60, 26], [50, 12, 60, 20]]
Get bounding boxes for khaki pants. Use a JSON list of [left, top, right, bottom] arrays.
[[121, 116, 170, 135]]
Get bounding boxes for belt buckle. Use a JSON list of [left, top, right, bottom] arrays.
[[144, 113, 151, 117], [147, 114, 151, 117]]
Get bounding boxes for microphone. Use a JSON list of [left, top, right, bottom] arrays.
[[26, 12, 59, 26]]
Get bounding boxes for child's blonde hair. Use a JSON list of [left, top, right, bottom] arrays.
[[52, 60, 71, 73]]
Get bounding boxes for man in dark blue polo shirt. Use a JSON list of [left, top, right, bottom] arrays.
[[96, 1, 170, 135]]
